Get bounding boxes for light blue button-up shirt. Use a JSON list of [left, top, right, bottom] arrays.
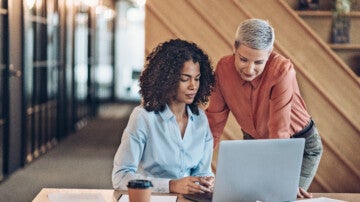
[[112, 105, 214, 193]]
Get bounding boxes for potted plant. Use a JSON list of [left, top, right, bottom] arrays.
[[331, 0, 352, 43]]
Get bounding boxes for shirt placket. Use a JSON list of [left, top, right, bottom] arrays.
[[246, 82, 257, 136], [172, 117, 186, 177]]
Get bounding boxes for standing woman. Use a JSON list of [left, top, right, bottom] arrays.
[[205, 18, 323, 198], [112, 39, 216, 194]]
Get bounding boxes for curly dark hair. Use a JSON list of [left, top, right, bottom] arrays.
[[139, 38, 215, 115]]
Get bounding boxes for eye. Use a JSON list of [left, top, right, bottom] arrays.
[[180, 76, 189, 82], [240, 58, 247, 62], [255, 61, 264, 65]]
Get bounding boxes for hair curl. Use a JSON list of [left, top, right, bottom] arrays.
[[139, 38, 215, 115]]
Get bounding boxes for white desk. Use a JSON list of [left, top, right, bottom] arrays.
[[33, 188, 360, 202], [32, 188, 118, 202]]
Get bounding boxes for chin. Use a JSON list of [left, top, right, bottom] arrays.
[[241, 74, 256, 81], [242, 77, 253, 81]]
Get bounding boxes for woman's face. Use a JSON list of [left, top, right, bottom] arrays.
[[173, 60, 200, 105], [234, 44, 271, 81]]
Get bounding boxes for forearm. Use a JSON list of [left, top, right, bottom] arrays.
[[112, 170, 138, 190], [205, 109, 229, 147], [299, 132, 323, 190], [112, 169, 171, 193]]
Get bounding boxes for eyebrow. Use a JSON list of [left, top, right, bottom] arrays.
[[239, 54, 266, 63], [180, 73, 201, 77]]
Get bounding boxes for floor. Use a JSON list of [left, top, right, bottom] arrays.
[[0, 103, 136, 201]]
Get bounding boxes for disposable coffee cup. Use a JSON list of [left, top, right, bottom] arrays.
[[127, 179, 153, 202]]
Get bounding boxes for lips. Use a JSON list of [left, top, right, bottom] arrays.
[[242, 72, 253, 77], [186, 94, 196, 99]]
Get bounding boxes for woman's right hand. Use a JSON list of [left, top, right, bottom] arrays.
[[169, 176, 212, 194]]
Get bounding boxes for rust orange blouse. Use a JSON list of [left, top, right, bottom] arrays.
[[206, 52, 311, 147]]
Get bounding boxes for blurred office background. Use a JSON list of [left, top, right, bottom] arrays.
[[0, 0, 144, 199], [0, 0, 359, 200]]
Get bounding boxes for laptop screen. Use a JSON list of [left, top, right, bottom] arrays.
[[211, 138, 305, 202]]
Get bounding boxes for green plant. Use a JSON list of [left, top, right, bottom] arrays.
[[334, 0, 352, 15], [331, 0, 352, 43]]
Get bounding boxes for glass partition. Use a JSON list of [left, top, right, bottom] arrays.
[[0, 0, 8, 181], [23, 0, 36, 163], [94, 5, 115, 101], [74, 11, 90, 121], [23, 0, 60, 163], [114, 0, 144, 101], [46, 0, 60, 144]]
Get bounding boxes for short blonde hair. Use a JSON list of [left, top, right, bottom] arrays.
[[234, 18, 275, 51]]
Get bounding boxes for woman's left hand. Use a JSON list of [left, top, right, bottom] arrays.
[[297, 187, 312, 198], [199, 176, 215, 192]]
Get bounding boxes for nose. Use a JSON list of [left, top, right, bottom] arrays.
[[245, 63, 255, 74], [188, 79, 197, 90]]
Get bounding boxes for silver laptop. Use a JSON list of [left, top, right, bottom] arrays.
[[185, 138, 305, 202]]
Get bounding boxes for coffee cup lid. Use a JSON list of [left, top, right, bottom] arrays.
[[127, 179, 153, 189]]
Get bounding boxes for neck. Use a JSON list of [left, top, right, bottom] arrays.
[[168, 102, 187, 118], [168, 102, 188, 138]]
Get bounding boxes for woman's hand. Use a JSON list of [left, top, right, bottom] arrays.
[[169, 176, 212, 194], [199, 176, 215, 192], [297, 187, 312, 198]]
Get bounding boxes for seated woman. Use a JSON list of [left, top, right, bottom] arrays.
[[112, 39, 216, 194]]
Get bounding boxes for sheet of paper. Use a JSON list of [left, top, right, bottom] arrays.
[[48, 193, 106, 202], [118, 194, 177, 202], [296, 197, 346, 202]]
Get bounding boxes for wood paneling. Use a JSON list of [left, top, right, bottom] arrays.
[[145, 0, 360, 193]]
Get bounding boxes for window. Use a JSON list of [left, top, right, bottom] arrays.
[[114, 0, 145, 101]]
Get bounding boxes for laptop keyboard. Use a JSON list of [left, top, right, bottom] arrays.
[[183, 192, 213, 202]]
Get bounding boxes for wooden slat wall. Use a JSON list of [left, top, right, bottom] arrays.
[[145, 0, 360, 193]]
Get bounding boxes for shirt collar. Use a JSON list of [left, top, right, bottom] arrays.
[[240, 76, 260, 88], [250, 75, 261, 88], [159, 104, 194, 121]]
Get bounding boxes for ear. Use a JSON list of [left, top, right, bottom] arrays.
[[233, 41, 239, 53]]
